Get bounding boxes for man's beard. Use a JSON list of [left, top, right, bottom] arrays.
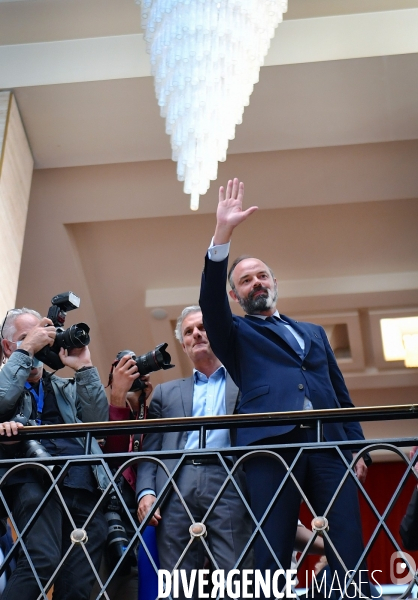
[[235, 284, 278, 314]]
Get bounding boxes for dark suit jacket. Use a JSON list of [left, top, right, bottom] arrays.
[[199, 254, 365, 447], [400, 488, 418, 550], [136, 373, 240, 497]]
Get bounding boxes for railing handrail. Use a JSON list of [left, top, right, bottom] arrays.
[[3, 403, 417, 440]]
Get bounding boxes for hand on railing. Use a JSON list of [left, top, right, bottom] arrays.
[[0, 420, 24, 444]]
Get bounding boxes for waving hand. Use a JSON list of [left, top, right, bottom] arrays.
[[213, 178, 258, 245]]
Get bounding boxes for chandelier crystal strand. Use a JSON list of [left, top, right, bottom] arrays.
[[137, 0, 288, 210]]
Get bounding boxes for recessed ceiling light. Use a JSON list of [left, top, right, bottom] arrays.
[[380, 317, 418, 368], [151, 308, 168, 320]]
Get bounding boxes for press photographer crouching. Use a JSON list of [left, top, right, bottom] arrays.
[[0, 305, 109, 600]]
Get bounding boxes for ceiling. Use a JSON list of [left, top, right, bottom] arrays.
[[9, 53, 418, 169], [2, 0, 418, 45], [0, 0, 417, 450]]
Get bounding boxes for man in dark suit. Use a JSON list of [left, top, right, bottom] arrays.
[[199, 178, 370, 598], [136, 306, 252, 599]]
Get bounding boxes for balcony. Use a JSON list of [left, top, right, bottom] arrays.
[[0, 405, 417, 600]]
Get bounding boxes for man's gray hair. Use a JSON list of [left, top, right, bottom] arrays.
[[174, 305, 202, 343], [1, 307, 41, 341]]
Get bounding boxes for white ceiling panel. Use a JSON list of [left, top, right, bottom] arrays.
[[12, 54, 418, 169]]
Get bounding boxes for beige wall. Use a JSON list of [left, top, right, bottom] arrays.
[[0, 92, 33, 319]]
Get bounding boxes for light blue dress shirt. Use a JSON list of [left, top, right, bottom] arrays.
[[138, 365, 231, 502], [185, 365, 231, 450]]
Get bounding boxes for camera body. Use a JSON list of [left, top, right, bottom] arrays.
[[115, 343, 174, 392], [35, 292, 90, 370]]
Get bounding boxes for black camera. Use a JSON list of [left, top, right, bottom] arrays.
[[35, 292, 90, 370], [104, 490, 137, 576], [115, 343, 174, 392], [12, 413, 52, 461]]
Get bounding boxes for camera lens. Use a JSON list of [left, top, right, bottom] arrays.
[[115, 345, 174, 392], [55, 323, 90, 350], [22, 440, 51, 460], [104, 511, 131, 576], [136, 343, 174, 376]]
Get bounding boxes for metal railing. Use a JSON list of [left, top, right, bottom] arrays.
[[0, 404, 417, 600]]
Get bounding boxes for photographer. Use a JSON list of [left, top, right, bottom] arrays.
[[90, 353, 154, 600], [0, 307, 108, 600]]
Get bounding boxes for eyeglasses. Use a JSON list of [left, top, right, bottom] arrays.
[[0, 309, 14, 341]]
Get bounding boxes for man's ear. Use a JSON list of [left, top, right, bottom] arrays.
[[1, 339, 11, 359], [228, 289, 239, 303], [181, 342, 187, 354]]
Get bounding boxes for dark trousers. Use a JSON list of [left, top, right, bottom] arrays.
[[157, 463, 253, 600], [2, 481, 107, 600], [245, 428, 370, 599]]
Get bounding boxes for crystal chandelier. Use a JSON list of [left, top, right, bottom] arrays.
[[137, 0, 288, 210]]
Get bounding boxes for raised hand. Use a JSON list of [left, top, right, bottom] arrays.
[[59, 345, 93, 372], [110, 353, 139, 407], [213, 178, 258, 245], [19, 317, 56, 356]]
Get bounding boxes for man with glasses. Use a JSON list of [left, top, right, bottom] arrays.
[[0, 307, 108, 600]]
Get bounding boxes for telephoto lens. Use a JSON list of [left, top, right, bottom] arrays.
[[11, 415, 52, 463], [22, 439, 51, 460], [104, 510, 131, 576]]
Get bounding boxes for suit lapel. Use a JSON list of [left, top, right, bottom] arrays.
[[225, 373, 239, 415], [179, 376, 194, 417]]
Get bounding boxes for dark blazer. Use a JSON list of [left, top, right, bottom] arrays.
[[199, 254, 365, 447], [136, 373, 240, 497], [400, 488, 418, 551]]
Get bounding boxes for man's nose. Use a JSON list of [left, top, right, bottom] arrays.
[[192, 327, 202, 337]]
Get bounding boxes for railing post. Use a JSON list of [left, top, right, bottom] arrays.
[[198, 426, 206, 449], [84, 431, 92, 454], [316, 419, 323, 442]]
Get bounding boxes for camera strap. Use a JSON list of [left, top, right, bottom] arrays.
[[106, 361, 116, 388], [24, 380, 44, 422], [127, 391, 147, 452]]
